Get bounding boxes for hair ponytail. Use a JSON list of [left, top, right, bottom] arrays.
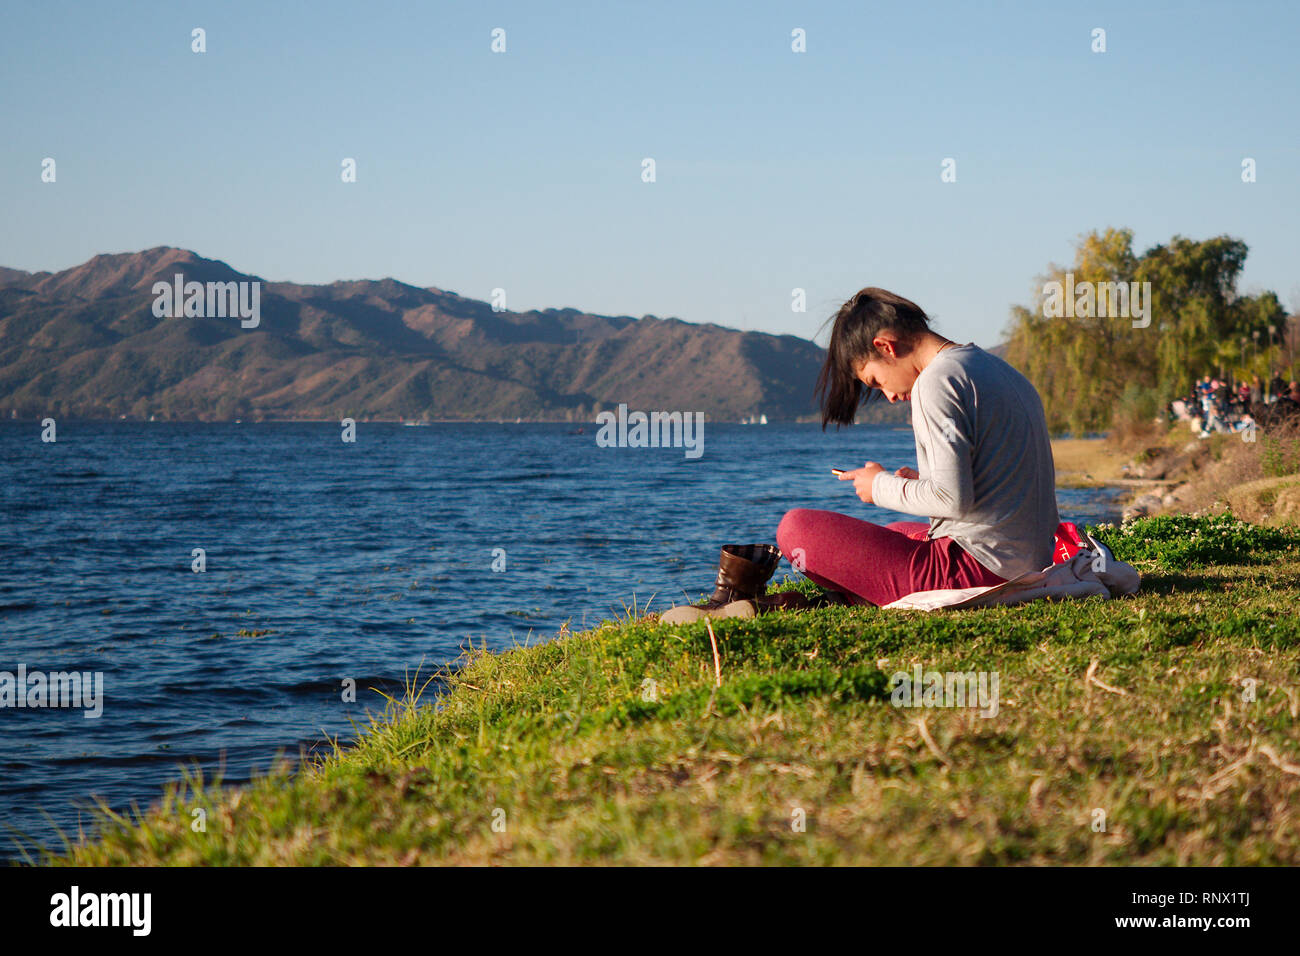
[[815, 287, 931, 427]]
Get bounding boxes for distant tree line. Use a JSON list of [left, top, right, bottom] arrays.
[[1003, 228, 1292, 434]]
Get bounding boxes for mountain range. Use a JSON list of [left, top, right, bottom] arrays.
[[0, 248, 867, 422]]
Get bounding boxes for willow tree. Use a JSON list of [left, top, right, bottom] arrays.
[[1003, 229, 1278, 433], [1004, 227, 1145, 433]]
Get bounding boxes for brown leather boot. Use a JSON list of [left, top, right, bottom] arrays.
[[657, 544, 780, 625], [704, 544, 781, 607]]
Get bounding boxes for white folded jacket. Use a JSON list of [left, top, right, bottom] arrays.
[[883, 534, 1140, 611]]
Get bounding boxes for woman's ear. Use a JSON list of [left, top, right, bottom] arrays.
[[872, 335, 896, 359]]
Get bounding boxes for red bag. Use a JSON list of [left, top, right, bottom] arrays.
[[1053, 521, 1088, 564]]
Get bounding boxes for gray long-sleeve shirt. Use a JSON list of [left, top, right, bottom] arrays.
[[870, 344, 1059, 579]]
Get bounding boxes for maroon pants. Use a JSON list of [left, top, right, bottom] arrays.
[[775, 508, 1006, 607]]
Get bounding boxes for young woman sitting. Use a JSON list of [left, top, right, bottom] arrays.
[[777, 287, 1060, 606]]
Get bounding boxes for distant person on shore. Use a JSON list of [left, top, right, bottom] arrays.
[[1279, 381, 1300, 416], [1253, 379, 1300, 426], [1194, 375, 1214, 432], [776, 288, 1059, 606]]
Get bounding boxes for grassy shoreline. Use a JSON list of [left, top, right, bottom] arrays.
[[51, 514, 1300, 866]]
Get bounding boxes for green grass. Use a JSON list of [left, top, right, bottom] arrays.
[[1090, 513, 1300, 571], [46, 515, 1300, 866]]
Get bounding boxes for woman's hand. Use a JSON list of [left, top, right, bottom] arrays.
[[837, 461, 886, 503], [895, 466, 919, 479]]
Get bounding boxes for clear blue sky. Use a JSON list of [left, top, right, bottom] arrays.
[[2, 0, 1296, 346]]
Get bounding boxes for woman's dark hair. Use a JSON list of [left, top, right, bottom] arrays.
[[816, 287, 931, 427]]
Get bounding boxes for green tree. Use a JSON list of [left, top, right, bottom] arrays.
[[1003, 229, 1276, 433]]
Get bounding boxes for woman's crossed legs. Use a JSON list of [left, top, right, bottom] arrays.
[[776, 508, 1005, 607]]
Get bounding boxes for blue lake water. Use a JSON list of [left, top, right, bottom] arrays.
[[0, 421, 1122, 858]]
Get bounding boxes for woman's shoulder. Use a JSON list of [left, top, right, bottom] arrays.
[[923, 343, 993, 381], [915, 346, 982, 403], [920, 344, 1034, 398]]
